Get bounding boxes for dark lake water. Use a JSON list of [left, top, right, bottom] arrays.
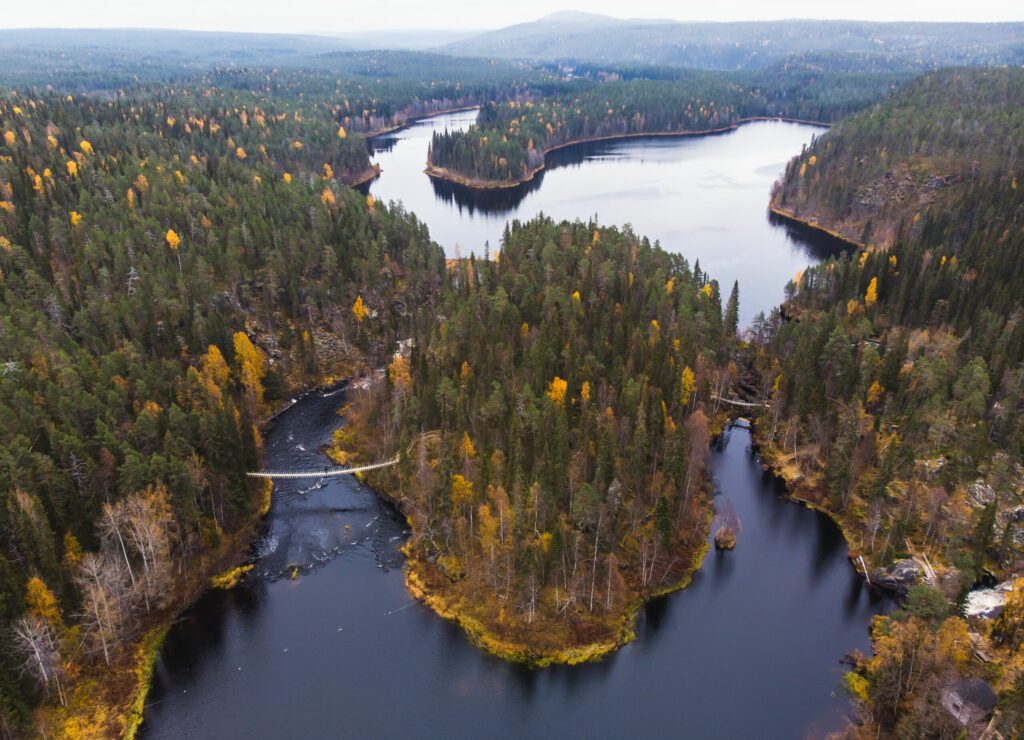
[[141, 113, 889, 738]]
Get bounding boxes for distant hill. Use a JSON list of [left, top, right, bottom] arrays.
[[441, 15, 1024, 70]]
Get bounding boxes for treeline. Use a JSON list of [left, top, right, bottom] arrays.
[[755, 68, 1024, 735], [428, 72, 903, 184], [339, 216, 738, 657], [0, 88, 444, 735]]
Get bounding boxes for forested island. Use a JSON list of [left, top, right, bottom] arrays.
[[333, 217, 733, 663], [426, 71, 904, 188], [755, 68, 1024, 735]]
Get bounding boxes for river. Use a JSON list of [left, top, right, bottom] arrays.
[[141, 113, 890, 738]]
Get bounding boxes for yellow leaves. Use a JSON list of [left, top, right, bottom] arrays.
[[235, 147, 247, 160], [141, 400, 162, 416], [865, 277, 878, 307], [2, 131, 14, 148], [665, 277, 674, 294], [166, 116, 176, 127], [807, 154, 817, 166], [867, 380, 885, 405], [283, 172, 292, 183], [461, 432, 477, 460], [321, 187, 336, 207], [571, 290, 581, 303], [680, 366, 696, 408], [888, 255, 897, 269], [520, 322, 529, 341], [174, 169, 185, 184], [135, 173, 149, 191], [366, 194, 375, 211], [165, 229, 181, 251], [66, 160, 78, 177], [388, 354, 412, 397], [79, 140, 93, 155], [846, 298, 861, 317], [799, 163, 807, 178], [337, 126, 347, 139], [700, 283, 713, 298], [547, 376, 568, 406], [323, 163, 334, 179], [292, 140, 303, 150], [126, 188, 135, 208], [46, 134, 58, 150], [233, 332, 267, 407], [451, 474, 474, 510], [858, 251, 869, 269], [351, 295, 369, 322], [581, 380, 591, 403], [459, 360, 472, 385], [0, 201, 13, 214], [0, 236, 11, 251], [210, 564, 254, 590], [63, 531, 82, 570], [25, 577, 62, 628], [69, 211, 82, 227], [31, 173, 43, 194]]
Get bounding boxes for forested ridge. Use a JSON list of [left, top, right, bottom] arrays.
[[753, 68, 1024, 736], [336, 217, 737, 662], [427, 73, 903, 185], [0, 87, 446, 736]]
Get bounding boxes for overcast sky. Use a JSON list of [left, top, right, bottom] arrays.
[[2, 0, 1021, 34]]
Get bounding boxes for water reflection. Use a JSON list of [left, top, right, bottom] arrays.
[[142, 118, 893, 739]]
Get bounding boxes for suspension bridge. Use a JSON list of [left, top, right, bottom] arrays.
[[246, 456, 399, 480], [711, 394, 771, 410]]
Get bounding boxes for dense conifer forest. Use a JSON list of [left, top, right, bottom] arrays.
[[756, 68, 1024, 736], [427, 73, 904, 185], [2, 21, 1024, 737], [336, 216, 731, 661], [0, 87, 446, 736]]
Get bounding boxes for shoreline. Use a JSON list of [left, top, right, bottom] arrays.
[[365, 104, 482, 142], [399, 510, 714, 667], [341, 163, 382, 188], [102, 378, 348, 736], [424, 116, 831, 191], [767, 203, 869, 253]]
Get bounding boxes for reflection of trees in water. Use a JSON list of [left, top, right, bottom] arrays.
[[768, 210, 854, 262], [427, 140, 608, 215]]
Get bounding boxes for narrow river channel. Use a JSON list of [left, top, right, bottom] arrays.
[[141, 112, 890, 738]]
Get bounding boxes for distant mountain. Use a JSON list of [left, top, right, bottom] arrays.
[[440, 16, 1024, 70]]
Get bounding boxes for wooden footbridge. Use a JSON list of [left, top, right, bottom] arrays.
[[246, 456, 399, 480]]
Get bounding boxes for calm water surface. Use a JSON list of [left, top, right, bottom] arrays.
[[142, 113, 888, 738], [367, 110, 846, 325]]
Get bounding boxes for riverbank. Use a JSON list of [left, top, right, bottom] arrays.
[[425, 117, 830, 191], [340, 392, 716, 667], [32, 369, 351, 738], [398, 514, 713, 668]]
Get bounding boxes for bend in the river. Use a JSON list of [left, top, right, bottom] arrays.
[[141, 111, 891, 738]]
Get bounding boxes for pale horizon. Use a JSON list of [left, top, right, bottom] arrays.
[[1, 1, 1021, 36]]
